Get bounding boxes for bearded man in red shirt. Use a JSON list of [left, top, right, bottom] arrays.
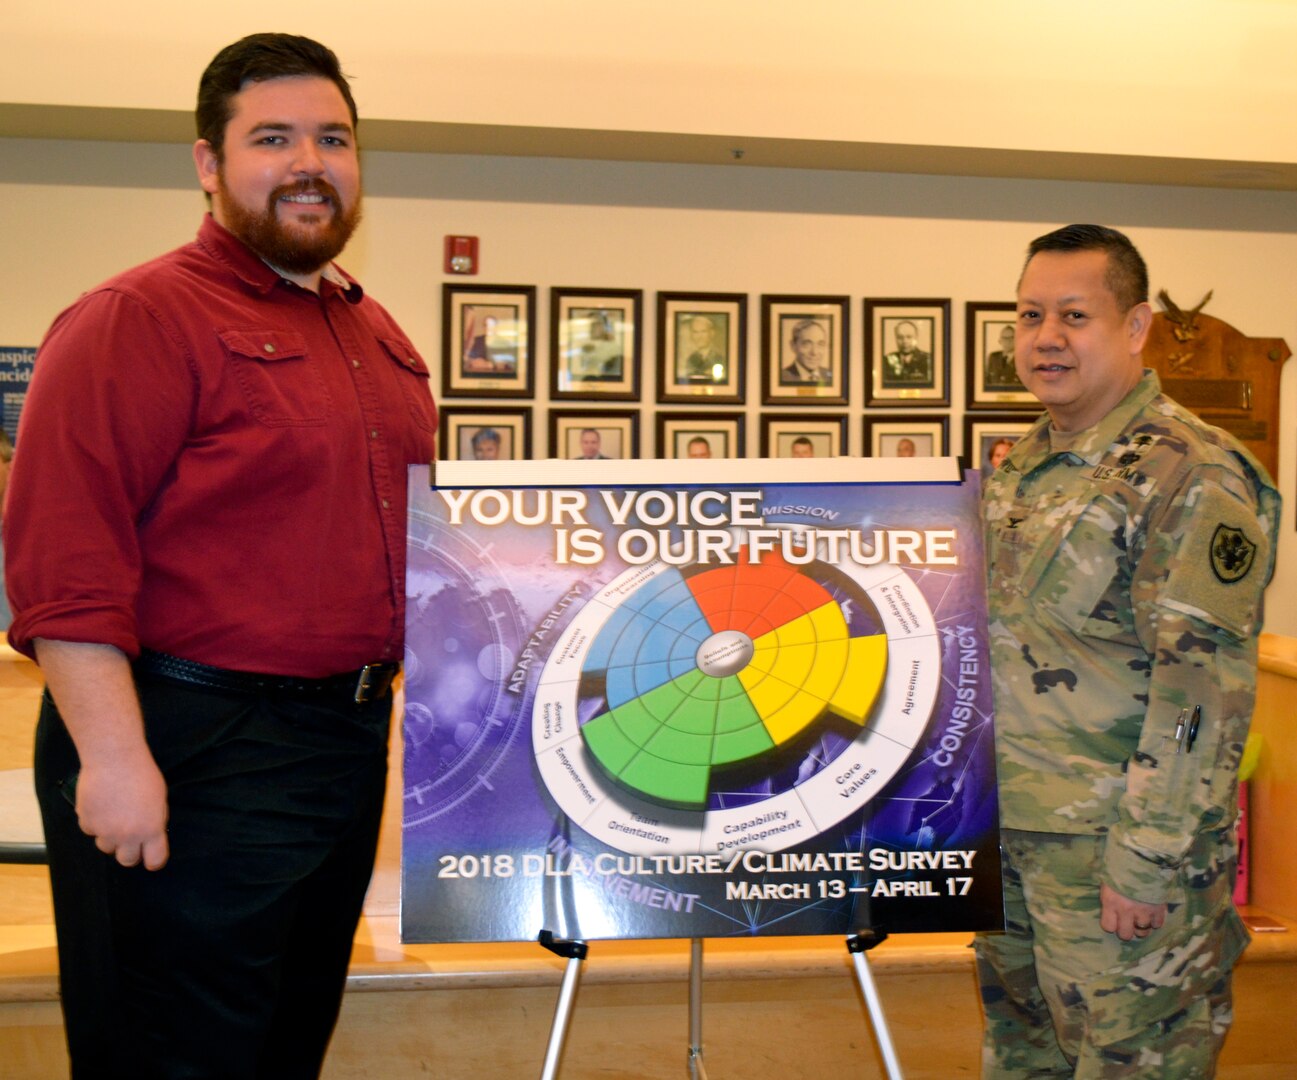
[[5, 33, 437, 1078]]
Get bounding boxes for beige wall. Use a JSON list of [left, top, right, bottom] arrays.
[[5, 1, 1297, 168]]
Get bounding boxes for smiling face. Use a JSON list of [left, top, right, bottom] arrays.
[[1015, 249, 1151, 432], [194, 75, 361, 287], [792, 322, 828, 369]]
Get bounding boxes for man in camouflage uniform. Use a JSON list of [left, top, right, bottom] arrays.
[[975, 224, 1279, 1078]]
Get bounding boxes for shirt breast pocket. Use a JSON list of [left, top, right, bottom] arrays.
[[1015, 495, 1131, 640], [219, 328, 332, 427], [378, 336, 438, 435]]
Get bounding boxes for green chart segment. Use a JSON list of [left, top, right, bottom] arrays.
[[580, 556, 888, 808]]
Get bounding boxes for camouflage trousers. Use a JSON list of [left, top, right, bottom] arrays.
[[973, 829, 1247, 1078]]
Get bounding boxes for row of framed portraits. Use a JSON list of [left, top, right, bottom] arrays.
[[443, 285, 1034, 410], [443, 407, 1039, 480]]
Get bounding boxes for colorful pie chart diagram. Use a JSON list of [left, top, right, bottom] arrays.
[[533, 528, 943, 855]]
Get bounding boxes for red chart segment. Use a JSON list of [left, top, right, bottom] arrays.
[[685, 559, 832, 639]]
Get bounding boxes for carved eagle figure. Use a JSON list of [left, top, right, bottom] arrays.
[[1157, 289, 1213, 343]]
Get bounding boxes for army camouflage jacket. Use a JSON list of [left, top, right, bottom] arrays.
[[983, 370, 1279, 903]]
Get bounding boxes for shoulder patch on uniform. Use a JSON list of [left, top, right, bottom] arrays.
[[1210, 524, 1257, 584]]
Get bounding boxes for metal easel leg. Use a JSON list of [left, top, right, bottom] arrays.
[[538, 930, 589, 1080], [687, 937, 709, 1079], [847, 930, 904, 1080]]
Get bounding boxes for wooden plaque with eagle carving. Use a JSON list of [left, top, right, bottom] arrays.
[[1143, 291, 1289, 481]]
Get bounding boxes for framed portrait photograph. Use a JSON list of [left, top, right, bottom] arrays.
[[441, 284, 536, 398], [656, 292, 746, 404], [550, 287, 642, 401], [966, 301, 1036, 410], [760, 294, 849, 405], [759, 413, 848, 459], [439, 406, 532, 462], [864, 298, 951, 407], [863, 414, 950, 458], [549, 409, 640, 461], [963, 413, 1041, 482], [655, 411, 745, 460]]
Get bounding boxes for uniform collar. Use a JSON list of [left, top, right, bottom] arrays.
[[1003, 369, 1162, 475], [1051, 369, 1161, 464], [195, 214, 366, 304]]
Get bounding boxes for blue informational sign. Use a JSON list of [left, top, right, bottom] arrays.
[[0, 347, 36, 443], [401, 459, 1003, 943]]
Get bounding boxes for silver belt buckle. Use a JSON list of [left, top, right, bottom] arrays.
[[354, 664, 382, 704]]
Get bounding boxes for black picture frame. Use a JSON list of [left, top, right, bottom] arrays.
[[863, 414, 950, 458], [760, 294, 849, 406], [439, 406, 532, 462], [864, 298, 951, 408], [656, 291, 746, 404], [549, 287, 642, 401], [759, 413, 848, 458], [965, 301, 1036, 410], [654, 411, 745, 460], [441, 283, 536, 399], [548, 409, 641, 461], [962, 412, 1041, 481]]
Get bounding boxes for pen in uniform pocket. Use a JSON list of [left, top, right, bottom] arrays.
[[1185, 705, 1202, 752]]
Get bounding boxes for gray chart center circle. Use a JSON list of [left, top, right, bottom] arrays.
[[695, 629, 755, 677]]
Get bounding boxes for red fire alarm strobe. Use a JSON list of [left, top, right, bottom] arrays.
[[444, 235, 479, 275]]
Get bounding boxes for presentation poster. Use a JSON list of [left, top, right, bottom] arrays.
[[0, 346, 35, 443], [401, 459, 1002, 943]]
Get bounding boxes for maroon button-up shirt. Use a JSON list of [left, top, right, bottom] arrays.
[[6, 215, 438, 677]]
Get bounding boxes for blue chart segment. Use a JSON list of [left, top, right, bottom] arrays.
[[580, 553, 889, 809]]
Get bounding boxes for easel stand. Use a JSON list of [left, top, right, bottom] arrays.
[[538, 931, 588, 1080], [688, 938, 708, 1080], [537, 930, 903, 1079], [847, 930, 904, 1079]]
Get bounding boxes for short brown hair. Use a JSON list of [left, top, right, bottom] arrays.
[[1021, 224, 1149, 313], [196, 34, 358, 158]]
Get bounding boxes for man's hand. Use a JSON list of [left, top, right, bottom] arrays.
[[1100, 881, 1166, 941], [34, 638, 171, 870], [76, 751, 170, 870]]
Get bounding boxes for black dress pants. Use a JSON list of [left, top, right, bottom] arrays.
[[34, 671, 391, 1080]]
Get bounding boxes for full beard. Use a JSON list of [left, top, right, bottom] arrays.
[[218, 175, 362, 276]]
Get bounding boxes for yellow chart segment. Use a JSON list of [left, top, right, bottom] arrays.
[[741, 600, 889, 740]]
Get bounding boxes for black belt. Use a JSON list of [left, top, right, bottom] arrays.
[[135, 650, 399, 705]]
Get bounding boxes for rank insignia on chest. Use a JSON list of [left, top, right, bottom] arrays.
[[1093, 431, 1158, 484], [996, 512, 1027, 544], [1210, 524, 1257, 583]]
